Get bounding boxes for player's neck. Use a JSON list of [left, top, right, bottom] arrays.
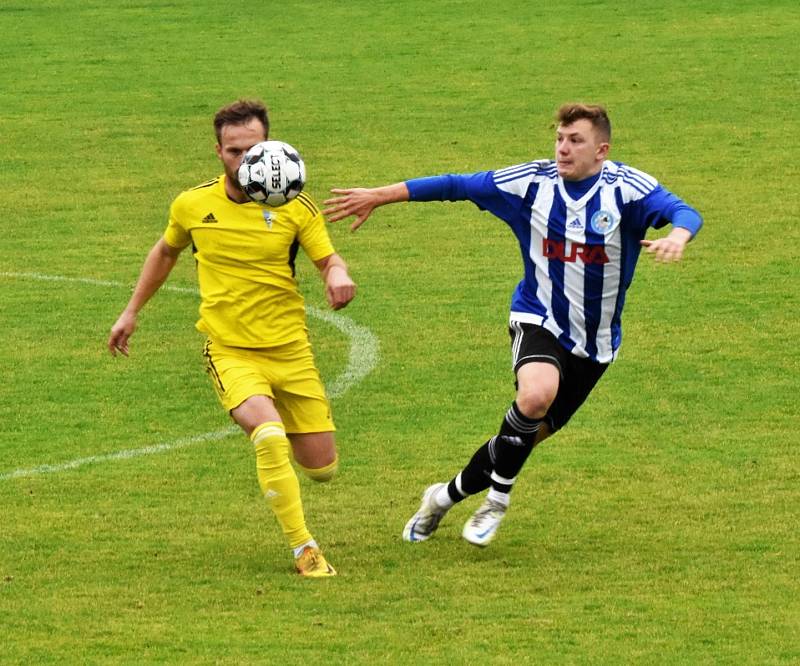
[[223, 175, 251, 204], [562, 170, 601, 199]]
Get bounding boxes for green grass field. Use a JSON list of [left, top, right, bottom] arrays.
[[2, 1, 799, 663]]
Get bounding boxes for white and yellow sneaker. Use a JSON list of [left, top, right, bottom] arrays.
[[294, 546, 337, 578]]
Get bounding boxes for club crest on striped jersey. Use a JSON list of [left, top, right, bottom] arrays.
[[590, 210, 619, 235]]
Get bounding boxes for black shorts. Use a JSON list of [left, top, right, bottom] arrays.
[[509, 322, 608, 432]]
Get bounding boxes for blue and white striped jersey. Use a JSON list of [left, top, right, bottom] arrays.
[[406, 160, 702, 364]]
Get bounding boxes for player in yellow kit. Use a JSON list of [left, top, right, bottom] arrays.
[[107, 99, 356, 577]]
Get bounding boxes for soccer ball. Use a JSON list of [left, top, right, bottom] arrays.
[[237, 140, 306, 206]]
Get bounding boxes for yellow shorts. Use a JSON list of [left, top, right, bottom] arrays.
[[203, 337, 335, 434]]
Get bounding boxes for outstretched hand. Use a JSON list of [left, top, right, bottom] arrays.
[[323, 183, 410, 231], [640, 227, 693, 263], [322, 188, 379, 230]]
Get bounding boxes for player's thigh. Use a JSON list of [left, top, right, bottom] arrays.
[[546, 355, 608, 432], [231, 395, 282, 436], [510, 321, 566, 375], [510, 322, 563, 416], [508, 322, 606, 432], [203, 340, 277, 416], [272, 338, 336, 436], [515, 362, 560, 417]]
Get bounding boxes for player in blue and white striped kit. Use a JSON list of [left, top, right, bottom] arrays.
[[324, 103, 702, 547]]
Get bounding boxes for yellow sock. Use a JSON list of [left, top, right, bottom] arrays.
[[251, 422, 312, 549]]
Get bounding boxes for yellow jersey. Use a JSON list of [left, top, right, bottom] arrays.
[[163, 175, 335, 348]]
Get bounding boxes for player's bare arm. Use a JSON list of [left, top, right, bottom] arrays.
[[108, 238, 183, 356], [315, 253, 356, 310], [640, 226, 693, 263], [323, 183, 410, 230]]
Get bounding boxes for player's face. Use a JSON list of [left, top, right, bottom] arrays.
[[215, 118, 268, 192], [555, 119, 609, 181]]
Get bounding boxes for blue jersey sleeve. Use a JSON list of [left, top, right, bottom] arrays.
[[640, 185, 703, 237], [406, 172, 523, 224]]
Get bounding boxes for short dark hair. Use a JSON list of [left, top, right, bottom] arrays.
[[213, 99, 269, 143], [556, 103, 611, 142]]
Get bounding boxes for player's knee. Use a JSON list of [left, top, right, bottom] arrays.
[[298, 457, 338, 483], [515, 387, 555, 419]]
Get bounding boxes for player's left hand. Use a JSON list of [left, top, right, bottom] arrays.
[[640, 228, 692, 263], [325, 266, 357, 310]]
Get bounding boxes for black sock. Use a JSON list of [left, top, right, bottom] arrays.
[[491, 402, 541, 495], [445, 402, 542, 503], [446, 438, 496, 503]]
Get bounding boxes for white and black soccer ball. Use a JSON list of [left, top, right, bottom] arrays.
[[237, 140, 306, 206]]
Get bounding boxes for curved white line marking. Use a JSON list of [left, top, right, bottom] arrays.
[[0, 271, 380, 480], [307, 305, 379, 399]]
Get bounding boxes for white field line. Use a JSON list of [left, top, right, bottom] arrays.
[[0, 271, 380, 480], [0, 429, 240, 481]]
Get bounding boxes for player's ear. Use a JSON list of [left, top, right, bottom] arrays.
[[215, 143, 222, 159], [597, 141, 610, 160]]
